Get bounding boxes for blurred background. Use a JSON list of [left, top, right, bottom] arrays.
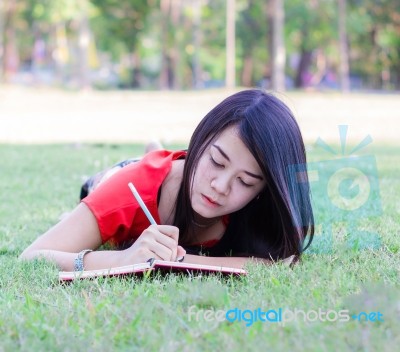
[[1, 0, 399, 91], [0, 0, 399, 144]]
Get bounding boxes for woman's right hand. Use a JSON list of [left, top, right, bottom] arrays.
[[123, 225, 186, 264]]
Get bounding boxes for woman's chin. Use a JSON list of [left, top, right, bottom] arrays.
[[191, 203, 215, 219]]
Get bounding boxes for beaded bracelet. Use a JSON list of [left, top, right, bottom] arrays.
[[74, 249, 93, 272]]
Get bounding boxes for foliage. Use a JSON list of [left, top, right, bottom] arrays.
[[90, 0, 151, 54], [348, 0, 400, 88], [236, 0, 269, 85], [0, 0, 399, 89]]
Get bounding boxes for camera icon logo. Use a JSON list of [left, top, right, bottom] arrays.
[[288, 125, 382, 253], [327, 166, 371, 212], [307, 154, 381, 223]]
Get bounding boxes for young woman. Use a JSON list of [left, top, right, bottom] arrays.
[[20, 89, 314, 271]]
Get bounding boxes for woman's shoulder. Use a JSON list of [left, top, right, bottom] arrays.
[[119, 150, 184, 197], [104, 149, 184, 187], [142, 149, 186, 164]]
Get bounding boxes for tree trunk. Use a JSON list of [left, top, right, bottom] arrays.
[[171, 0, 183, 90], [0, 1, 5, 81], [192, 0, 202, 89], [309, 49, 327, 87], [78, 12, 91, 90], [338, 0, 350, 92], [53, 22, 70, 86], [159, 0, 184, 90], [130, 51, 141, 88], [225, 0, 236, 88], [3, 0, 18, 83], [265, 0, 274, 87], [241, 54, 253, 87], [395, 50, 400, 89], [295, 48, 312, 88], [159, 0, 169, 89], [270, 0, 285, 91]]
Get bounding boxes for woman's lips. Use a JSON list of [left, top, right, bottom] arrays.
[[202, 194, 220, 207]]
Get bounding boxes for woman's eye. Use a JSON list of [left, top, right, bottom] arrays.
[[239, 178, 253, 187], [210, 156, 224, 168]]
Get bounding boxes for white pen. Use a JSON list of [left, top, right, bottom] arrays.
[[128, 182, 185, 263], [128, 182, 157, 225]]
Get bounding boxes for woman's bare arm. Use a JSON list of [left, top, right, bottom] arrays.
[[20, 203, 185, 271], [20, 202, 284, 271], [20, 203, 121, 271]]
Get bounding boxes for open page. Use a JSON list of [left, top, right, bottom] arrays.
[[59, 262, 152, 281], [153, 260, 246, 275], [59, 259, 247, 281]]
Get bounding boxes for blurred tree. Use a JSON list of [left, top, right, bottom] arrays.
[[236, 0, 268, 87], [145, 0, 201, 90], [77, 2, 92, 89], [192, 0, 202, 88], [18, 0, 94, 87], [225, 0, 235, 88], [269, 0, 285, 91], [159, 0, 185, 89], [1, 0, 20, 83], [196, 1, 226, 88], [0, 1, 4, 80], [90, 0, 152, 88], [285, 0, 337, 89], [338, 0, 350, 92], [1, 0, 399, 90], [348, 0, 400, 89]]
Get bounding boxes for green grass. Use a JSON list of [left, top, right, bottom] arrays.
[[0, 143, 399, 351]]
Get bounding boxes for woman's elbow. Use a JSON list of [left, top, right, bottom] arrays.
[[19, 240, 45, 261], [19, 246, 37, 261]]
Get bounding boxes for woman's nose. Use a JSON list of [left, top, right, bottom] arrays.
[[210, 175, 231, 195]]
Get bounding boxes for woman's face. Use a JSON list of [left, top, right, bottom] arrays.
[[191, 125, 266, 219]]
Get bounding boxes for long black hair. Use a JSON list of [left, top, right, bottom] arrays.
[[173, 89, 314, 260]]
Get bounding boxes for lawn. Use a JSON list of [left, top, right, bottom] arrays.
[[0, 142, 399, 351]]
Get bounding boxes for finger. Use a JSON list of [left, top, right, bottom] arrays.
[[148, 226, 179, 260], [177, 246, 186, 258], [139, 226, 179, 261], [140, 226, 177, 246], [148, 241, 174, 261], [155, 237, 177, 261], [152, 225, 179, 241], [128, 245, 162, 264], [153, 231, 178, 250], [148, 249, 163, 261]]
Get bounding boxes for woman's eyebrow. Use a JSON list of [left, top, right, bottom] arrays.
[[245, 171, 263, 180], [212, 144, 230, 161], [212, 144, 264, 180]]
